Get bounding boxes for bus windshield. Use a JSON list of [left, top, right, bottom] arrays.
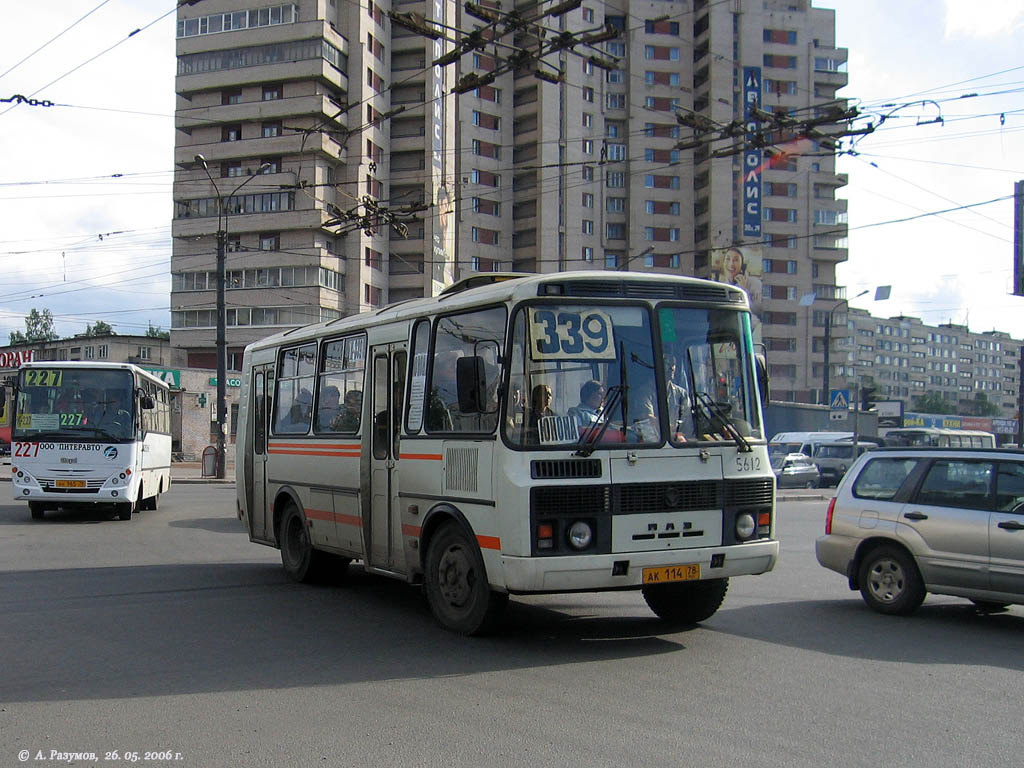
[[503, 303, 761, 448], [13, 368, 135, 441]]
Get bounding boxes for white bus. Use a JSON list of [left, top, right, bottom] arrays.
[[237, 272, 778, 634], [8, 362, 172, 520], [881, 426, 996, 449]]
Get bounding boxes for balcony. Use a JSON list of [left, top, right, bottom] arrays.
[[175, 94, 348, 133], [175, 129, 345, 168]]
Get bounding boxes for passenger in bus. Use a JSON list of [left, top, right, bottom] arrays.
[[427, 350, 463, 430], [318, 386, 342, 432], [663, 355, 693, 439], [568, 380, 605, 429], [337, 389, 362, 432], [527, 384, 556, 439], [281, 389, 313, 433]]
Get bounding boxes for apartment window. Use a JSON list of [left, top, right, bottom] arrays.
[[644, 227, 679, 242], [260, 157, 281, 174], [222, 124, 242, 142], [606, 93, 626, 109], [222, 161, 244, 178], [645, 200, 680, 215], [582, 165, 594, 181], [606, 42, 625, 57], [605, 252, 620, 269], [644, 45, 679, 60], [605, 143, 626, 161], [472, 110, 500, 130], [582, 246, 594, 262], [582, 113, 593, 128], [606, 171, 626, 188], [472, 197, 500, 215], [815, 209, 849, 225], [764, 79, 798, 96], [262, 122, 282, 138], [606, 223, 626, 240], [645, 19, 680, 34], [644, 71, 680, 86], [583, 139, 594, 154], [766, 182, 798, 197], [644, 174, 680, 190], [582, 87, 594, 102], [583, 59, 594, 76], [365, 247, 382, 270], [221, 89, 242, 105], [226, 235, 242, 252], [364, 284, 382, 308], [582, 6, 594, 22], [606, 123, 621, 138], [763, 29, 797, 44], [138, 347, 153, 361], [606, 69, 625, 84], [764, 54, 798, 69], [764, 207, 797, 223], [607, 197, 625, 213], [259, 233, 280, 251], [471, 227, 499, 244], [97, 345, 108, 358], [262, 84, 281, 100], [582, 219, 594, 235], [582, 192, 594, 208]]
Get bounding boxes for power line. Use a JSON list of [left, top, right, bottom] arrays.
[[0, 0, 113, 82]]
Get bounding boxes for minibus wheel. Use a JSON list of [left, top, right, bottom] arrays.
[[424, 521, 507, 635], [642, 577, 729, 624], [279, 502, 325, 583]]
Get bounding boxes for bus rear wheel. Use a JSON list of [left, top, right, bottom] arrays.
[[642, 578, 729, 625], [279, 502, 328, 583], [424, 521, 507, 635]]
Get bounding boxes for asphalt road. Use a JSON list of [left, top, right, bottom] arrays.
[[0, 486, 1020, 768]]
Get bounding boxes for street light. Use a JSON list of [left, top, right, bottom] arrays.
[[194, 154, 271, 479], [822, 289, 868, 405]]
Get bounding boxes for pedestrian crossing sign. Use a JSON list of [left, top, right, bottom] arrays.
[[830, 389, 850, 410]]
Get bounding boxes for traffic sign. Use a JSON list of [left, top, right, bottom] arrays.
[[830, 388, 850, 410]]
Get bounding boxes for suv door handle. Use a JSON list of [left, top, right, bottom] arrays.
[[903, 512, 929, 521], [998, 520, 1024, 531]]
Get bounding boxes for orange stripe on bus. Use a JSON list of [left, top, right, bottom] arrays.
[[476, 535, 501, 550], [268, 449, 360, 457], [305, 508, 333, 522], [335, 513, 363, 528], [401, 523, 422, 537], [399, 453, 443, 461], [269, 442, 359, 450]]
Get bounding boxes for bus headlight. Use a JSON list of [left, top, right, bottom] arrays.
[[567, 521, 593, 550], [735, 513, 756, 540]]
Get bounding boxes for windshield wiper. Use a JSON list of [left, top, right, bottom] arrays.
[[694, 392, 752, 453], [574, 385, 624, 457]]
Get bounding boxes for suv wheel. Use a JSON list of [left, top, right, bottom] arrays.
[[858, 545, 925, 615]]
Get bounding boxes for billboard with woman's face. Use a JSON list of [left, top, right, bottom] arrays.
[[711, 246, 762, 343]]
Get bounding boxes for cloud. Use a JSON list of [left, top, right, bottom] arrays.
[[944, 0, 1024, 38]]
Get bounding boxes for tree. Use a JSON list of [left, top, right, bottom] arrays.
[[84, 320, 114, 336], [964, 393, 1000, 417], [146, 323, 170, 340], [9, 308, 58, 345], [913, 392, 957, 415]]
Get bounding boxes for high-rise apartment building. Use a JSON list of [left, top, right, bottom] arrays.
[[170, 0, 849, 399]]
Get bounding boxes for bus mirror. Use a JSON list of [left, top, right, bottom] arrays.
[[456, 356, 486, 413], [140, 394, 155, 410], [755, 353, 770, 404]]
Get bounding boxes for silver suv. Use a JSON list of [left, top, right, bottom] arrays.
[[815, 447, 1024, 615]]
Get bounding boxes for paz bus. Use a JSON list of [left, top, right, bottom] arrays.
[[236, 271, 778, 634], [8, 361, 172, 520], [881, 426, 996, 448]]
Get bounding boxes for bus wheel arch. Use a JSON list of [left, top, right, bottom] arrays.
[[271, 486, 305, 548]]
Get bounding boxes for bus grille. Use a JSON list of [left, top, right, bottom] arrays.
[[531, 459, 602, 479], [555, 279, 743, 304], [531, 485, 611, 517], [725, 478, 774, 506], [616, 481, 720, 513], [37, 477, 106, 490], [445, 447, 478, 492]]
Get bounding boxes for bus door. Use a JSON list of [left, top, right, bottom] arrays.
[[367, 344, 406, 570], [249, 364, 272, 540]]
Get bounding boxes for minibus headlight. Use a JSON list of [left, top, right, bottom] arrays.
[[735, 513, 756, 540], [567, 521, 593, 550]]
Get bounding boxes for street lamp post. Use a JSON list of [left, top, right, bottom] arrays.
[[195, 154, 270, 479], [822, 289, 868, 405]]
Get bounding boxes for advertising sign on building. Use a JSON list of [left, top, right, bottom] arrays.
[[876, 400, 903, 428], [0, 349, 34, 369], [742, 67, 762, 237]]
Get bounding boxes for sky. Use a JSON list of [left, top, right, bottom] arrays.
[[1, 1, 1024, 343]]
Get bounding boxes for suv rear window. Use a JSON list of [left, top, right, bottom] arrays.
[[852, 457, 919, 500]]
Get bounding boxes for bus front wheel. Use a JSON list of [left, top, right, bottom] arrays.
[[29, 502, 45, 520], [424, 521, 507, 635], [642, 577, 729, 625]]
